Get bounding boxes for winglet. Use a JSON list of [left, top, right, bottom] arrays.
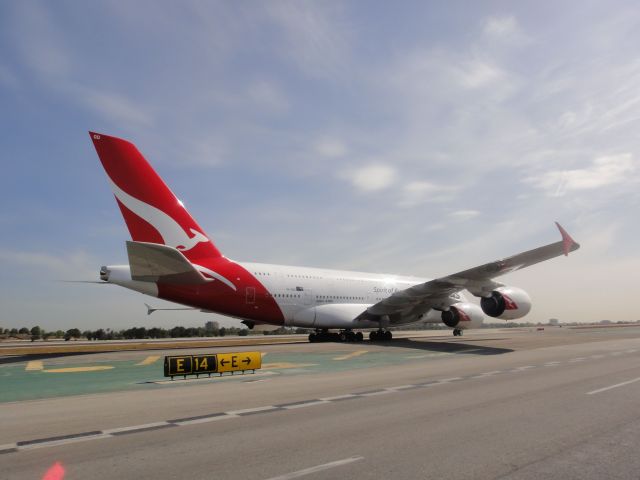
[[555, 222, 580, 256]]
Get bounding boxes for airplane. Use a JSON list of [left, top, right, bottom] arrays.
[[89, 132, 580, 342]]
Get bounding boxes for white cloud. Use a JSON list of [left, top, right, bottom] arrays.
[[483, 15, 519, 38], [451, 209, 481, 220], [456, 58, 505, 89], [78, 88, 153, 127], [341, 164, 397, 192], [526, 153, 636, 195], [397, 181, 456, 208], [315, 137, 348, 158], [265, 2, 351, 78], [246, 80, 289, 112], [0, 250, 97, 279], [10, 2, 71, 79]]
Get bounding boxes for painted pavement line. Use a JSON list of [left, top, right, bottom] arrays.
[[232, 406, 284, 416], [168, 412, 228, 424], [321, 394, 360, 401], [136, 355, 160, 366], [569, 357, 587, 362], [263, 456, 364, 480], [435, 377, 463, 384], [25, 361, 43, 371], [385, 384, 416, 391], [110, 424, 177, 436], [103, 422, 171, 435], [586, 376, 640, 395], [279, 400, 329, 410], [169, 415, 234, 426], [0, 443, 18, 454], [227, 405, 281, 416], [357, 389, 392, 396], [471, 370, 502, 378], [333, 350, 368, 361], [16, 431, 103, 447], [19, 434, 110, 451]]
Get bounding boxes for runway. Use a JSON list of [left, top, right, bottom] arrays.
[[1, 327, 640, 479]]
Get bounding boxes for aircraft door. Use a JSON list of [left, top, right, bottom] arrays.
[[245, 287, 255, 304]]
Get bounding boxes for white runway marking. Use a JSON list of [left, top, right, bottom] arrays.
[[438, 377, 462, 383], [103, 422, 169, 435], [587, 376, 640, 395], [264, 456, 364, 480], [472, 370, 502, 378]]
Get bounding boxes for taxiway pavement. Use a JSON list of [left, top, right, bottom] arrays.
[[1, 327, 639, 479]]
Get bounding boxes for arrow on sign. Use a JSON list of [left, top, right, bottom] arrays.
[[220, 359, 229, 367], [242, 357, 251, 365]]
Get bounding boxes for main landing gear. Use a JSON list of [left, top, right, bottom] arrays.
[[369, 329, 393, 342], [308, 329, 364, 343], [453, 328, 463, 337]]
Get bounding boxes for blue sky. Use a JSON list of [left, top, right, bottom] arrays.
[[1, 1, 639, 330]]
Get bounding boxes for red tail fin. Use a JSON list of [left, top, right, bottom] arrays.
[[89, 132, 221, 262]]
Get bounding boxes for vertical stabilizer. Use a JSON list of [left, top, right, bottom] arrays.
[[89, 132, 222, 262]]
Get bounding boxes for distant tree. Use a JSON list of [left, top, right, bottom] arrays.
[[42, 331, 53, 341], [64, 328, 81, 341], [238, 329, 248, 336], [55, 330, 64, 338], [30, 326, 42, 342], [10, 328, 18, 336], [19, 327, 29, 334], [219, 327, 226, 337]]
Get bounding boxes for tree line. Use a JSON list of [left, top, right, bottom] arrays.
[[0, 325, 311, 341]]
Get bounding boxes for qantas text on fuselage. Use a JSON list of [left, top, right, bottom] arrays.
[[90, 132, 580, 342]]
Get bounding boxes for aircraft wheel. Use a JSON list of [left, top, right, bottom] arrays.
[[355, 332, 364, 342], [384, 330, 393, 341], [309, 333, 317, 342], [339, 332, 348, 342], [369, 331, 378, 341]]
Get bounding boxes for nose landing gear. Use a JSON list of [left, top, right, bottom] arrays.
[[453, 328, 463, 336]]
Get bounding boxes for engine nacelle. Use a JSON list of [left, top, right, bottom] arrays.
[[441, 302, 484, 330], [480, 286, 531, 320]]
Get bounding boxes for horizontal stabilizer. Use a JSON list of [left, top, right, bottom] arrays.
[[126, 241, 210, 285]]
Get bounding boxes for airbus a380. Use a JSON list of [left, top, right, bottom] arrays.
[[90, 132, 580, 342]]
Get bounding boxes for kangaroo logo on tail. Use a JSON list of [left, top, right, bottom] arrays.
[[107, 175, 210, 252]]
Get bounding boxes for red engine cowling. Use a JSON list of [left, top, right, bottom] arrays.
[[441, 302, 484, 330], [480, 286, 531, 320]]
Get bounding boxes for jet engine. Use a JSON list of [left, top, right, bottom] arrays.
[[480, 286, 531, 320], [441, 302, 484, 330]]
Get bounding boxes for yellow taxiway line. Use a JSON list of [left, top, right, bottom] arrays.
[[44, 366, 115, 373], [25, 361, 44, 371], [136, 355, 161, 366], [333, 350, 368, 361]]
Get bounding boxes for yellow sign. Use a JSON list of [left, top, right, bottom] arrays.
[[216, 351, 261, 373], [163, 352, 261, 378]]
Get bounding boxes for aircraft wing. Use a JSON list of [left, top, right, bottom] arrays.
[[363, 223, 580, 319]]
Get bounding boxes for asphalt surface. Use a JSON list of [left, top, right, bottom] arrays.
[[1, 327, 640, 480]]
